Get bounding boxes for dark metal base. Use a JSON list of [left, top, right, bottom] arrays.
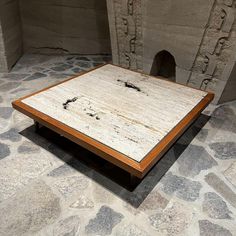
[[129, 174, 141, 190], [34, 121, 42, 132]]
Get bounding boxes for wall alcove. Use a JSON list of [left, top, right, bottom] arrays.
[[150, 50, 176, 81], [0, 0, 111, 72]]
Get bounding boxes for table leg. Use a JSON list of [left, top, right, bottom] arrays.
[[129, 174, 141, 190], [34, 121, 41, 132]]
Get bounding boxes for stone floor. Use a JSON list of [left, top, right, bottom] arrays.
[[0, 54, 236, 236]]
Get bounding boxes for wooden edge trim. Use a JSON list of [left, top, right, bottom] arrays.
[[139, 92, 214, 178], [12, 100, 143, 177]]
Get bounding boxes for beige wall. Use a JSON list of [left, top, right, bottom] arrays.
[[19, 0, 111, 54], [0, 23, 8, 72], [219, 62, 236, 103], [0, 0, 22, 72], [106, 0, 236, 104], [142, 0, 214, 73]]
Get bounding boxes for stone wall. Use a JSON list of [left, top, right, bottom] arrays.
[[142, 0, 214, 78], [185, 0, 236, 103], [0, 0, 22, 72], [19, 0, 111, 54], [0, 0, 235, 103], [0, 23, 8, 72], [107, 0, 143, 70], [219, 60, 236, 102], [107, 0, 236, 104]]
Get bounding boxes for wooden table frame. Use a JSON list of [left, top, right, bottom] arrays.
[[12, 64, 214, 179]]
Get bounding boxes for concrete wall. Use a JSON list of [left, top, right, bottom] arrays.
[[0, 0, 22, 72], [19, 0, 111, 54], [142, 0, 214, 76], [0, 0, 235, 103], [185, 0, 236, 103], [0, 23, 8, 72], [106, 0, 143, 70], [107, 0, 236, 104], [219, 62, 236, 103]]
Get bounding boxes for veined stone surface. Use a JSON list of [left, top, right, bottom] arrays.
[[22, 64, 207, 162]]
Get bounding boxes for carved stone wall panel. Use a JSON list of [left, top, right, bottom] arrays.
[[214, 30, 236, 78], [222, 7, 234, 31], [107, 0, 236, 104], [187, 0, 236, 102], [0, 0, 22, 72], [223, 0, 234, 6], [113, 0, 143, 70], [204, 54, 217, 76]]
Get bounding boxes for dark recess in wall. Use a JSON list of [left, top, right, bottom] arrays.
[[150, 50, 176, 81]]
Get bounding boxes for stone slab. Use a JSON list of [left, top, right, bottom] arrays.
[[21, 64, 207, 162]]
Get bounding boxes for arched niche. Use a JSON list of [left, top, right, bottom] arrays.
[[150, 50, 176, 81]]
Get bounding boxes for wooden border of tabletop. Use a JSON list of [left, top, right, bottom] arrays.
[[12, 64, 214, 179]]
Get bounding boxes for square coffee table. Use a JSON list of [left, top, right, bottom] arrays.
[[12, 64, 214, 179]]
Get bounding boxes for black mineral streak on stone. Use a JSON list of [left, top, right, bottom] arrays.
[[117, 79, 141, 92], [114, 127, 120, 134], [87, 112, 100, 120], [125, 82, 141, 92], [63, 97, 78, 109], [126, 137, 138, 143], [87, 113, 96, 117]]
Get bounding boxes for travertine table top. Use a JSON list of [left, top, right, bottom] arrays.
[[22, 64, 207, 162]]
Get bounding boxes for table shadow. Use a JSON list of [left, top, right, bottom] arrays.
[[20, 114, 210, 208]]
